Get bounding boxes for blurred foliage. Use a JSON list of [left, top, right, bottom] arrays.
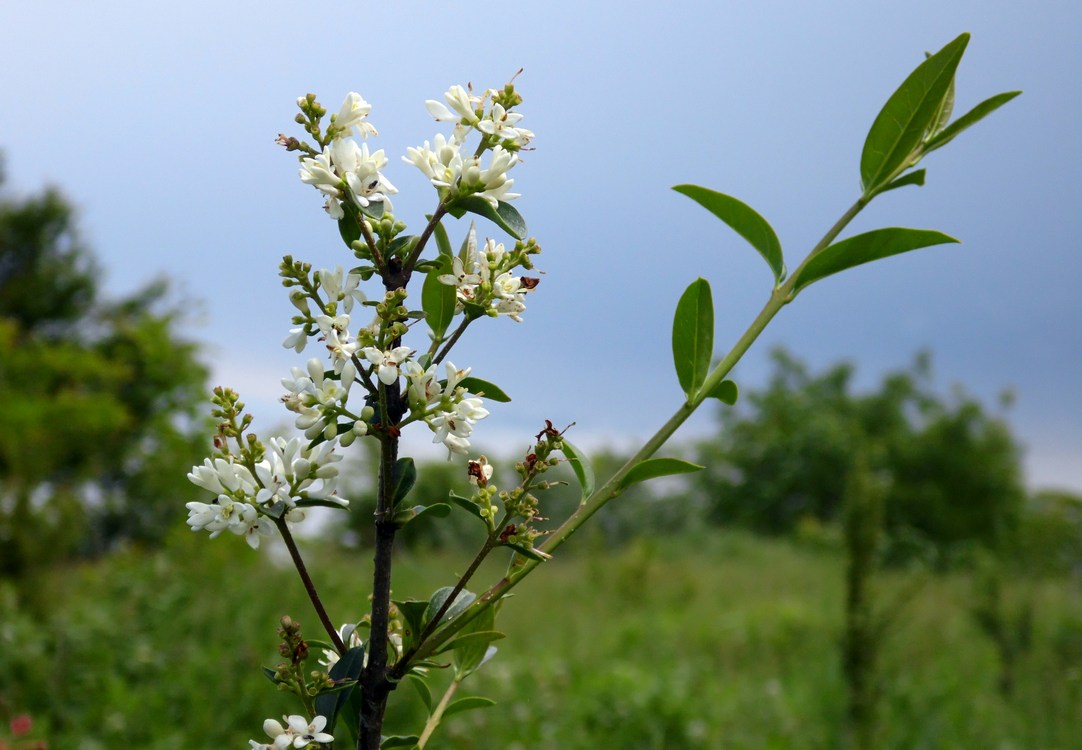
[[691, 348, 1027, 559], [2, 531, 1081, 749], [0, 163, 209, 581]]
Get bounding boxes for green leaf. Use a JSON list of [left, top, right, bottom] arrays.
[[422, 259, 456, 340], [708, 379, 739, 405], [409, 675, 433, 713], [861, 33, 970, 192], [260, 665, 277, 683], [926, 50, 957, 137], [435, 630, 506, 657], [296, 497, 353, 511], [457, 376, 511, 402], [393, 503, 452, 527], [448, 491, 487, 523], [359, 200, 385, 221], [923, 91, 1022, 155], [672, 278, 714, 400], [791, 227, 960, 295], [443, 696, 497, 718], [387, 234, 418, 259], [432, 218, 453, 258], [391, 457, 417, 507], [452, 607, 497, 678], [338, 211, 361, 249], [561, 438, 595, 500], [424, 587, 476, 629], [453, 195, 527, 239], [380, 735, 420, 749], [880, 169, 927, 194], [672, 185, 785, 284], [618, 458, 704, 492], [396, 600, 430, 652], [315, 645, 365, 738]]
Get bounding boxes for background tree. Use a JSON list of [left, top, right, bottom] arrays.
[[692, 348, 1026, 556], [0, 160, 209, 581]]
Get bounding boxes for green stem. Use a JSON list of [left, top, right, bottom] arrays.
[[398, 192, 875, 668], [416, 676, 463, 749]]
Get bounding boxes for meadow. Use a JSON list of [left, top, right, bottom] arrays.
[[2, 528, 1080, 749]]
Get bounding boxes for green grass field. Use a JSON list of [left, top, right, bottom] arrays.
[[2, 528, 1080, 749]]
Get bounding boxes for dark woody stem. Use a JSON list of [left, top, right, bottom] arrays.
[[403, 203, 449, 273], [275, 517, 345, 653]]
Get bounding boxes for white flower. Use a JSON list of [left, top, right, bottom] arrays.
[[442, 361, 471, 398], [236, 511, 276, 549], [184, 496, 258, 539], [402, 361, 442, 410], [330, 139, 397, 209], [425, 84, 481, 125], [403, 133, 463, 189], [320, 623, 365, 669], [361, 345, 413, 386], [298, 148, 340, 198], [468, 456, 494, 486], [461, 146, 520, 207], [283, 327, 307, 353], [253, 436, 347, 512], [284, 715, 334, 748], [317, 266, 366, 313], [428, 395, 489, 455], [478, 102, 533, 146], [332, 91, 378, 139], [187, 458, 257, 497], [437, 256, 482, 302]]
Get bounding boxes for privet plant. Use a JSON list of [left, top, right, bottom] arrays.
[[184, 33, 1017, 750]]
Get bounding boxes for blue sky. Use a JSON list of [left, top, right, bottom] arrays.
[[3, 1, 1079, 492]]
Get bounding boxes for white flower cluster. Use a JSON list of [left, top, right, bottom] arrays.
[[401, 360, 490, 454], [249, 715, 333, 750], [438, 232, 533, 322], [403, 84, 531, 208], [298, 92, 397, 219], [185, 437, 345, 547]]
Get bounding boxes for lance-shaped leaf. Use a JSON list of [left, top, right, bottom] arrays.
[[393, 503, 452, 527], [861, 33, 970, 192], [422, 259, 456, 340], [452, 606, 497, 678], [448, 491, 487, 524], [380, 735, 420, 749], [561, 438, 595, 500], [409, 675, 433, 713], [792, 227, 959, 295], [880, 169, 926, 194], [673, 184, 785, 284], [432, 217, 453, 258], [672, 278, 714, 400], [391, 457, 418, 507], [424, 587, 476, 629], [359, 200, 385, 221], [444, 696, 497, 718], [396, 600, 430, 653], [315, 645, 365, 737], [449, 195, 527, 239], [617, 457, 704, 492], [457, 376, 511, 402], [923, 90, 1022, 155], [338, 204, 362, 249]]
